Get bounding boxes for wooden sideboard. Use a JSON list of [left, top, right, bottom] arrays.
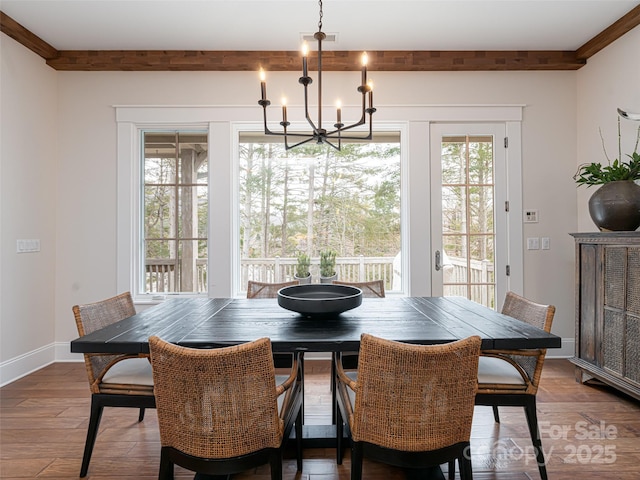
[[570, 232, 640, 401]]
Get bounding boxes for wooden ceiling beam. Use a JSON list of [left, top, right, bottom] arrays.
[[45, 49, 586, 71], [1, 7, 639, 72], [576, 4, 640, 59], [0, 11, 57, 59]]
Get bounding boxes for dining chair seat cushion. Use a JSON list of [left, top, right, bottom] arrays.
[[477, 356, 526, 385], [101, 358, 155, 386]]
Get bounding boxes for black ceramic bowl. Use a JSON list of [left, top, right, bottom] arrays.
[[277, 284, 363, 316]]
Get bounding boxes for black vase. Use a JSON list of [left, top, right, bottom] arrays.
[[588, 180, 640, 231]]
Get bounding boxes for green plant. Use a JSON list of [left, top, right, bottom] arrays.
[[295, 252, 311, 278], [574, 121, 640, 187], [319, 250, 337, 277]]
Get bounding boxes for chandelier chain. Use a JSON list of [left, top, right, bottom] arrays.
[[318, 0, 323, 32]]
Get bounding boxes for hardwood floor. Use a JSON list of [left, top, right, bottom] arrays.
[[1, 359, 639, 479]]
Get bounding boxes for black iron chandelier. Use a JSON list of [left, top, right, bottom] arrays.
[[258, 0, 376, 151]]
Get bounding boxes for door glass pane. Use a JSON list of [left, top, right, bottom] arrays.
[[440, 135, 496, 308]]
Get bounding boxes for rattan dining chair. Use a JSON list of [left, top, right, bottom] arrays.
[[246, 279, 299, 299], [332, 279, 385, 298], [330, 279, 386, 421], [335, 333, 481, 480], [449, 291, 556, 480], [247, 278, 305, 401], [149, 335, 303, 479], [72, 292, 155, 477]]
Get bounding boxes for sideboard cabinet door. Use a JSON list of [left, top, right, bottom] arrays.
[[570, 233, 640, 401]]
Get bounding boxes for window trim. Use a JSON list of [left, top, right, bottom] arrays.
[[232, 121, 408, 297], [116, 104, 523, 303]]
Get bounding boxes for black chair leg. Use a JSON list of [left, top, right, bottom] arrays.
[[138, 407, 146, 422], [459, 451, 473, 480], [268, 451, 283, 480], [351, 442, 363, 480], [79, 395, 104, 477], [295, 406, 303, 471], [158, 448, 174, 480], [336, 401, 344, 464], [492, 405, 500, 423], [523, 397, 547, 480], [447, 460, 455, 479], [331, 354, 337, 424]]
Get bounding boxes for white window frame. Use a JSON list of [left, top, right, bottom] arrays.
[[116, 104, 523, 304], [231, 121, 409, 297]]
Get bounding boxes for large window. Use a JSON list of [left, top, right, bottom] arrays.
[[142, 131, 208, 294], [238, 136, 401, 293]]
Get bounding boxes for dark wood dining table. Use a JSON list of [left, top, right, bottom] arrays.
[[71, 295, 561, 354], [71, 295, 561, 480]]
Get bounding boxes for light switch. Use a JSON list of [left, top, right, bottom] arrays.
[[16, 239, 40, 253], [527, 237, 540, 250], [541, 237, 550, 250]]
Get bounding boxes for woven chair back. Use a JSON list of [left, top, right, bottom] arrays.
[[72, 292, 137, 388], [352, 334, 481, 451], [149, 336, 283, 459], [333, 280, 385, 298], [501, 291, 556, 386], [246, 280, 299, 299]]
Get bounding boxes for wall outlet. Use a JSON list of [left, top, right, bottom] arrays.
[[527, 237, 540, 250], [16, 239, 40, 253]]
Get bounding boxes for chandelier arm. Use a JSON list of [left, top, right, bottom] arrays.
[[323, 138, 341, 151], [257, 0, 377, 152], [302, 81, 320, 134], [261, 105, 278, 136], [284, 136, 318, 151]]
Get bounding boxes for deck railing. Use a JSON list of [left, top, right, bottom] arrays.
[[144, 256, 397, 293], [240, 256, 397, 290], [144, 255, 494, 301]]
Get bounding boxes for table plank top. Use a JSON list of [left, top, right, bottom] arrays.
[[71, 296, 561, 354]]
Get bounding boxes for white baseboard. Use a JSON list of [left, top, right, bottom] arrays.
[[547, 337, 574, 359], [56, 341, 85, 362], [0, 343, 56, 387]]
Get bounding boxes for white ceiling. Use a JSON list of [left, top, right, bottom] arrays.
[[1, 0, 639, 52]]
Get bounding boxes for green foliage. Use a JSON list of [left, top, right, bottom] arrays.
[[575, 123, 640, 187], [295, 252, 311, 278], [574, 152, 640, 186], [319, 250, 337, 277]]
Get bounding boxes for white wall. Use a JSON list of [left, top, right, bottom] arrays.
[[0, 35, 58, 384], [53, 69, 578, 358], [8, 26, 638, 382], [576, 26, 640, 231]]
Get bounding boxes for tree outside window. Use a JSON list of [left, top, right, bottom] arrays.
[[143, 131, 208, 294], [238, 139, 401, 291]]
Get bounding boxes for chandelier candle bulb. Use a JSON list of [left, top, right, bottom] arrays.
[[259, 69, 267, 101], [302, 42, 309, 77], [336, 101, 341, 124], [368, 81, 374, 109], [281, 98, 287, 123], [361, 52, 368, 86]]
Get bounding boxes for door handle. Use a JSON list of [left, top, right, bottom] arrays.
[[435, 250, 442, 271]]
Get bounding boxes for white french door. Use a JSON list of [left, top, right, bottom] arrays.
[[429, 123, 511, 310]]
